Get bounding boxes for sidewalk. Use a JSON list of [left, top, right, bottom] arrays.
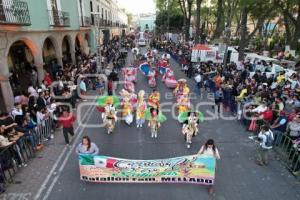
[[1, 96, 94, 198], [0, 51, 133, 199], [4, 130, 67, 196]]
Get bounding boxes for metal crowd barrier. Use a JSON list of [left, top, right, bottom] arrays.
[[0, 117, 56, 184], [35, 118, 54, 145], [0, 135, 35, 184], [273, 133, 300, 179]]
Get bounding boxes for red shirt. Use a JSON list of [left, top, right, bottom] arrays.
[[261, 110, 273, 122], [59, 113, 76, 128], [44, 75, 53, 86], [288, 113, 297, 122]]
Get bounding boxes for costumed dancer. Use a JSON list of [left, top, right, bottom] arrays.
[[158, 58, 168, 75], [177, 94, 191, 114], [148, 108, 160, 138], [129, 90, 138, 111], [148, 69, 157, 88], [136, 90, 147, 128], [148, 89, 160, 109], [103, 97, 118, 134], [182, 112, 199, 148], [123, 65, 137, 92], [163, 67, 178, 88], [174, 79, 190, 101], [120, 89, 134, 125]]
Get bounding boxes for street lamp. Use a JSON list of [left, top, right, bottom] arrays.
[[95, 14, 102, 73]]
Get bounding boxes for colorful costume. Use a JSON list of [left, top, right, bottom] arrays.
[[136, 90, 147, 128], [147, 108, 161, 138], [148, 91, 160, 109], [120, 89, 134, 125], [174, 79, 190, 101], [177, 95, 191, 114], [182, 114, 199, 148], [123, 66, 137, 92], [148, 70, 156, 88], [158, 59, 168, 74], [102, 98, 117, 134], [163, 68, 178, 88]]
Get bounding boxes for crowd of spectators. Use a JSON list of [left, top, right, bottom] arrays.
[[159, 40, 300, 175], [0, 38, 126, 193]]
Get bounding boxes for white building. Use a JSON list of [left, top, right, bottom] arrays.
[[89, 0, 128, 45]]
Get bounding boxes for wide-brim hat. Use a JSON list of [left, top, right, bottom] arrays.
[[138, 90, 145, 98], [178, 78, 187, 83]]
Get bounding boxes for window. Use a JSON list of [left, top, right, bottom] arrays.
[[90, 1, 93, 12], [50, 0, 58, 10]]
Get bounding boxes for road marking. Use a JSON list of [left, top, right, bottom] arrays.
[[34, 101, 95, 200], [41, 105, 96, 200]]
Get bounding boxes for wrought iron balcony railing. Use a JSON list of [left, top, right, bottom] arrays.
[[80, 16, 91, 27], [48, 10, 70, 27], [0, 0, 31, 25]]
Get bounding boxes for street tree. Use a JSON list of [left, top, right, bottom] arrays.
[[274, 0, 300, 50], [195, 0, 203, 43], [178, 0, 195, 41], [238, 0, 277, 60], [213, 0, 225, 39]]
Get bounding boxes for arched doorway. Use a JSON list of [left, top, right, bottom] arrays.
[[75, 33, 90, 62], [7, 40, 35, 93], [84, 33, 91, 54], [75, 34, 83, 63], [42, 37, 58, 79], [62, 35, 72, 65]]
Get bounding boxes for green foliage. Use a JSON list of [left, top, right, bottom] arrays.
[[155, 10, 184, 32]]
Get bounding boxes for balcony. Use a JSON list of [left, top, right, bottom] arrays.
[[48, 10, 70, 27], [80, 16, 91, 27], [0, 0, 31, 25]]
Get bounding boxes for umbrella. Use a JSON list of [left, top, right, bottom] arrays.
[[178, 111, 204, 123], [139, 63, 150, 76], [145, 108, 167, 123], [97, 96, 120, 109]]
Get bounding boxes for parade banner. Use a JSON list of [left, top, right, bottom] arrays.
[[79, 154, 216, 185]]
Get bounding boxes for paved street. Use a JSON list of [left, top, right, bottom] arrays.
[[27, 49, 299, 200]]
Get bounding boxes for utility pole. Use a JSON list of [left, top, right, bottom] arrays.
[[96, 14, 102, 73], [167, 0, 170, 34]]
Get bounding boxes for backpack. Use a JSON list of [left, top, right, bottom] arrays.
[[265, 131, 274, 147]]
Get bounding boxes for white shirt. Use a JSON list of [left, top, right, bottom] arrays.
[[37, 111, 46, 125], [198, 146, 220, 159], [11, 108, 23, 118], [28, 86, 38, 97], [194, 74, 202, 83], [252, 105, 267, 113]]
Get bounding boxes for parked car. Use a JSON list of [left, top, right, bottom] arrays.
[[138, 39, 146, 46], [246, 53, 296, 79]]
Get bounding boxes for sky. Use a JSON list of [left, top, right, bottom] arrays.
[[117, 0, 156, 14]]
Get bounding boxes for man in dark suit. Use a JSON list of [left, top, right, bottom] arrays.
[[37, 89, 47, 109]]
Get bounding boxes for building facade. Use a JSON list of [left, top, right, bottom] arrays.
[[89, 0, 128, 48], [0, 0, 128, 112], [133, 13, 156, 32]]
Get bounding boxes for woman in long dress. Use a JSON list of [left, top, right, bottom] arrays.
[[136, 90, 147, 128], [198, 139, 220, 194], [148, 108, 161, 138]]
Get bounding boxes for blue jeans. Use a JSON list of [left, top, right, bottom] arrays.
[[194, 82, 201, 96], [271, 129, 284, 146]]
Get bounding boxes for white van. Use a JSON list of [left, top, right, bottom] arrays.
[[245, 53, 296, 78]]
